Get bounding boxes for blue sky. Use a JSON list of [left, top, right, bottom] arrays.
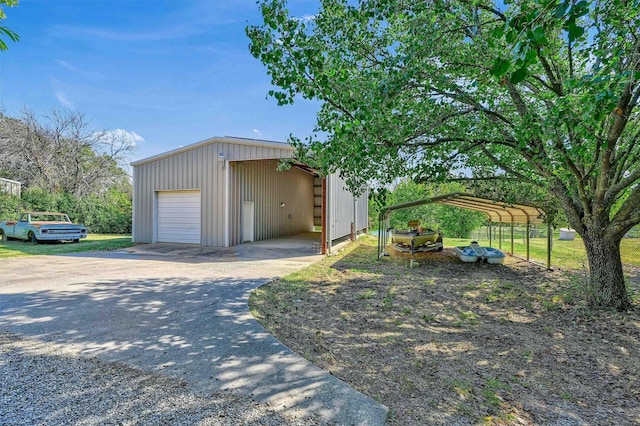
[[0, 0, 320, 161]]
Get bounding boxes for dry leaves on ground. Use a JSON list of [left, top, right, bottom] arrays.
[[250, 238, 640, 425]]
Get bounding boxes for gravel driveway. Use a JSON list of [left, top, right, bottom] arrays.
[[0, 240, 387, 425]]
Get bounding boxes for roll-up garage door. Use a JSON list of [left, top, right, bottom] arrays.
[[157, 190, 201, 243]]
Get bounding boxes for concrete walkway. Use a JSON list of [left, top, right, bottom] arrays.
[[0, 236, 387, 424]]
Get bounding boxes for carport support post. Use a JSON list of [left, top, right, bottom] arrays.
[[377, 215, 382, 258], [547, 222, 552, 270], [510, 220, 514, 255], [526, 221, 531, 260]]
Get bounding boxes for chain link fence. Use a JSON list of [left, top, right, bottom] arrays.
[[468, 225, 640, 276]]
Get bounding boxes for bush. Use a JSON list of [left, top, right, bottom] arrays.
[[9, 188, 132, 234], [75, 191, 132, 234], [0, 193, 28, 220]]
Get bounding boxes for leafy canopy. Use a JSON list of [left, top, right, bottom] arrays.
[[248, 0, 640, 238], [249, 0, 640, 309]]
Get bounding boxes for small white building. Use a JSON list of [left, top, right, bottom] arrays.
[[0, 177, 21, 197], [131, 136, 368, 253]]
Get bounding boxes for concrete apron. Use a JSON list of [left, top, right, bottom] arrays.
[[0, 235, 387, 425]]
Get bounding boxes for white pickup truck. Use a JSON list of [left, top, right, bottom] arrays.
[[0, 212, 88, 243]]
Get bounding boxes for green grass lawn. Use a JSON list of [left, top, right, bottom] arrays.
[[0, 234, 134, 258], [446, 236, 640, 269]]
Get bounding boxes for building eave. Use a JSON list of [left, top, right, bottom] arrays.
[[131, 136, 295, 167]]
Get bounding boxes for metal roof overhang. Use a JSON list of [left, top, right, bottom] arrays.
[[377, 192, 551, 269], [380, 193, 545, 224]]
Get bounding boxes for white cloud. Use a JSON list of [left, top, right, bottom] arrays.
[[295, 14, 316, 23], [54, 59, 77, 71], [252, 128, 263, 136], [54, 59, 102, 79], [55, 92, 75, 108], [99, 129, 145, 147], [52, 23, 203, 43]]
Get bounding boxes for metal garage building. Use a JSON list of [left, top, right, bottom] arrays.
[[131, 136, 368, 253]]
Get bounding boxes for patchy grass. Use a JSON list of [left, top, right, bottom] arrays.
[[250, 235, 640, 425], [0, 234, 134, 258]]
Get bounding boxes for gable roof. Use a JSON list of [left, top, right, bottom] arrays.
[[131, 136, 294, 166], [380, 192, 546, 224]]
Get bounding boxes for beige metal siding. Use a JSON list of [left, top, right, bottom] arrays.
[[231, 160, 314, 245], [132, 137, 296, 246], [327, 173, 356, 243], [326, 174, 369, 248], [132, 136, 367, 249], [356, 190, 369, 231]]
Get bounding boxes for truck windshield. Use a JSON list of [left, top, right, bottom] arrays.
[[31, 215, 69, 222]]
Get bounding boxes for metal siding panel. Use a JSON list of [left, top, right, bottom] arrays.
[[214, 143, 224, 246], [328, 172, 357, 242], [201, 145, 209, 246], [227, 162, 234, 246], [135, 163, 154, 243], [234, 162, 240, 245], [214, 145, 220, 246], [356, 189, 369, 231], [236, 160, 314, 241], [205, 144, 212, 246], [134, 139, 308, 247]]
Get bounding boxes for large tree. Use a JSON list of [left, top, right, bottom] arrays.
[[0, 109, 134, 196], [247, 0, 640, 309]]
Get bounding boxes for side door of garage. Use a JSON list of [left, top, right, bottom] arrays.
[[156, 190, 201, 244]]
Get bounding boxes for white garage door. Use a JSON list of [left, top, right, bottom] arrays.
[[157, 190, 201, 243]]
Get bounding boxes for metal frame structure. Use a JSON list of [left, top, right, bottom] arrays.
[[377, 193, 552, 269]]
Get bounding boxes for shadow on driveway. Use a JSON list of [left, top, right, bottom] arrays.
[[0, 244, 387, 425]]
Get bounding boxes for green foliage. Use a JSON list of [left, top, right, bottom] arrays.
[[11, 187, 132, 234], [248, 0, 640, 309], [0, 109, 135, 197], [0, 193, 27, 220], [0, 108, 134, 234], [74, 190, 133, 234], [384, 180, 486, 238]]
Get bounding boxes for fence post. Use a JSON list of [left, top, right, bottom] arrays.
[[547, 222, 552, 270]]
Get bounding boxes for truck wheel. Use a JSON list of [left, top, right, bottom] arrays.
[[73, 239, 80, 243], [28, 232, 39, 244], [0, 230, 6, 242]]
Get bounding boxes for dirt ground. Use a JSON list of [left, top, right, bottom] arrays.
[[249, 239, 640, 425]]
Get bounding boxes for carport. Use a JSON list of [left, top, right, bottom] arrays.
[[377, 193, 551, 268]]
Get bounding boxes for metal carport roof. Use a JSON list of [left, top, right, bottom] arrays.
[[379, 192, 545, 224], [377, 193, 551, 268]]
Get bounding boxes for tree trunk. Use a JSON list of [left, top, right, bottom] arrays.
[[581, 230, 630, 311]]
